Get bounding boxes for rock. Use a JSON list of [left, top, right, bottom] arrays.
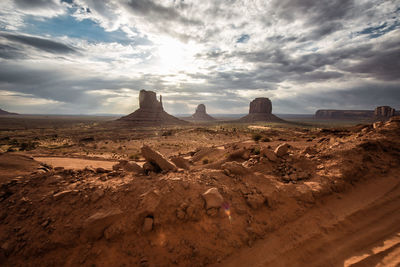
[[139, 189, 161, 214], [189, 104, 216, 121], [202, 188, 223, 209], [245, 194, 265, 210], [221, 161, 248, 175], [83, 208, 123, 241], [260, 147, 278, 161], [228, 149, 250, 160], [238, 97, 284, 122], [142, 217, 153, 232], [142, 162, 158, 174], [91, 189, 104, 202], [141, 145, 177, 172], [113, 160, 143, 173], [274, 143, 290, 157], [373, 121, 383, 129], [96, 167, 108, 174], [170, 156, 190, 170], [53, 190, 78, 200]]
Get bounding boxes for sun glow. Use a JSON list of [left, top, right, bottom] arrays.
[[156, 37, 199, 74]]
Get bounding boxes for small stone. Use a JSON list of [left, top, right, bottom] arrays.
[[274, 143, 290, 157], [142, 217, 153, 232], [202, 188, 223, 209], [96, 167, 107, 173]]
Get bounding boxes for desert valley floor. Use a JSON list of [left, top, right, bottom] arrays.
[[0, 115, 399, 266]]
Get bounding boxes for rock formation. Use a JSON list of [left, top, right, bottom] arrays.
[[0, 108, 18, 115], [374, 106, 395, 119], [189, 104, 216, 121], [238, 97, 284, 122], [316, 106, 399, 120], [118, 90, 188, 126], [315, 110, 374, 119]]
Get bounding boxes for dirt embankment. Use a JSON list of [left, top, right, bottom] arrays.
[[0, 117, 399, 266]]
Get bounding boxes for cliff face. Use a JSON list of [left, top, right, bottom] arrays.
[[249, 98, 272, 114], [118, 90, 189, 126], [238, 97, 284, 123], [138, 90, 163, 111]]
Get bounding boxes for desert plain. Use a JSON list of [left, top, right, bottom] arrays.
[[0, 106, 399, 267]]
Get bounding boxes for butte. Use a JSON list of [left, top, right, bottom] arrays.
[[188, 104, 216, 121], [118, 90, 189, 126], [238, 97, 284, 122]]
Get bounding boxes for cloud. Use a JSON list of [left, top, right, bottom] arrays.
[[0, 32, 77, 54], [0, 0, 399, 114]]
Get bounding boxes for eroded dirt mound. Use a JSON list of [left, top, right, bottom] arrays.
[[0, 153, 41, 183], [0, 119, 400, 266]]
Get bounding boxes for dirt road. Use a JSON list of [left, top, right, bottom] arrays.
[[218, 175, 400, 267]]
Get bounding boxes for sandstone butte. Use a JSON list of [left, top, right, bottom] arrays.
[[189, 104, 216, 121], [238, 97, 285, 123], [118, 90, 189, 126]]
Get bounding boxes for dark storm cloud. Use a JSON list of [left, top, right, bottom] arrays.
[[124, 0, 201, 26], [342, 47, 400, 81], [14, 0, 61, 9], [271, 0, 355, 24], [0, 32, 77, 54]]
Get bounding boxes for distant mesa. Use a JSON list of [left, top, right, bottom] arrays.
[[238, 97, 284, 122], [189, 104, 216, 121], [0, 108, 18, 115], [375, 106, 396, 119], [315, 110, 374, 120], [315, 105, 398, 120], [118, 90, 189, 126]]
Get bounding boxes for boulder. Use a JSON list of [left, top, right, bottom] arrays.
[[141, 145, 177, 172], [113, 160, 143, 173], [260, 147, 278, 162], [228, 149, 250, 160], [274, 143, 290, 157], [221, 161, 248, 175], [170, 156, 190, 170], [82, 208, 123, 241], [202, 188, 223, 209]]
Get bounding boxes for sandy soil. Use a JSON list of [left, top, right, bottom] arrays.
[[0, 116, 399, 266], [34, 157, 118, 170]]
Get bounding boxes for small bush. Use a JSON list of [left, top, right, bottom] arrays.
[[129, 153, 140, 160], [252, 133, 262, 142], [253, 147, 260, 155], [261, 137, 271, 142]]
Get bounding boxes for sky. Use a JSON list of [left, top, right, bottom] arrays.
[[0, 0, 399, 115]]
